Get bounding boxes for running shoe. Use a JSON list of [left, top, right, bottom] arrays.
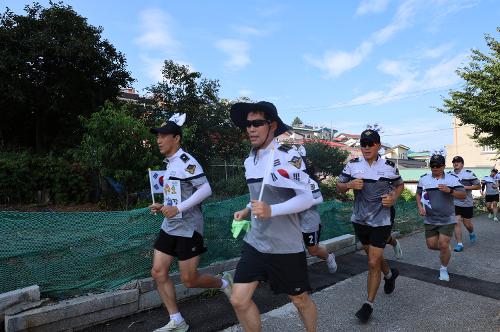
[[494, 217, 499, 222], [453, 244, 464, 252], [393, 239, 403, 259], [355, 303, 373, 323], [221, 271, 233, 299], [439, 268, 450, 282], [154, 319, 189, 332], [327, 253, 338, 273], [488, 213, 493, 219], [469, 233, 477, 244], [383, 268, 399, 294]]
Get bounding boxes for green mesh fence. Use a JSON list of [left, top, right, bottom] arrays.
[[0, 196, 422, 299]]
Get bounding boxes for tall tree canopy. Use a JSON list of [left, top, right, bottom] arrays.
[[291, 117, 303, 127], [303, 141, 349, 181], [0, 2, 133, 151], [437, 28, 500, 152], [146, 60, 249, 167]]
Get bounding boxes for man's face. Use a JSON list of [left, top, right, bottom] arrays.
[[430, 163, 445, 177], [360, 140, 380, 160], [156, 133, 179, 156], [246, 112, 276, 147], [453, 161, 463, 171], [491, 171, 498, 178]]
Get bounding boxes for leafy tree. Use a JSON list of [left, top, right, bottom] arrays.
[[146, 60, 249, 167], [77, 102, 160, 209], [0, 2, 133, 152], [291, 117, 304, 127], [437, 27, 500, 152], [303, 141, 349, 181]]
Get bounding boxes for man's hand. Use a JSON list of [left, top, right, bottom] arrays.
[[381, 192, 396, 207], [349, 178, 364, 190], [251, 200, 272, 219], [418, 205, 426, 216], [234, 208, 250, 221], [160, 205, 180, 218], [149, 203, 163, 214], [438, 184, 451, 193]]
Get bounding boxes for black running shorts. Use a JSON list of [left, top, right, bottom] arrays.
[[154, 229, 207, 261], [233, 242, 311, 296], [353, 223, 392, 248], [454, 206, 473, 219]]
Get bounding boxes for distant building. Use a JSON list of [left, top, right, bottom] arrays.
[[118, 87, 140, 103], [383, 144, 411, 160], [408, 151, 431, 166], [292, 125, 337, 140], [445, 117, 499, 167]]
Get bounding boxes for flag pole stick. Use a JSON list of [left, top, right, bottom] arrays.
[[148, 168, 156, 205], [258, 146, 275, 202]]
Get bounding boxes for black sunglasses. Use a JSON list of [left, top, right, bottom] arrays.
[[360, 141, 375, 148], [430, 164, 443, 168], [245, 119, 271, 128]]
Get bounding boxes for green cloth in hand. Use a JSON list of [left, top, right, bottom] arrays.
[[231, 219, 251, 238]]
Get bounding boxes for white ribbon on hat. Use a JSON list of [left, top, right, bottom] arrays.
[[169, 113, 186, 126]]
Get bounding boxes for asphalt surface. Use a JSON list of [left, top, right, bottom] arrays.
[[86, 214, 500, 332]]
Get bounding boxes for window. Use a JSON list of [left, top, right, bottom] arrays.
[[481, 145, 497, 153]]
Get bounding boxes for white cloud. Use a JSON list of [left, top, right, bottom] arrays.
[[215, 39, 251, 71], [305, 41, 373, 78], [234, 25, 266, 36], [344, 52, 467, 107], [356, 0, 391, 16], [372, 0, 416, 44], [428, 0, 480, 30], [135, 8, 192, 82], [238, 89, 253, 96], [421, 43, 454, 59], [306, 0, 417, 78], [135, 9, 178, 51]]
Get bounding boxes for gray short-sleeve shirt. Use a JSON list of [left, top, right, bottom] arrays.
[[417, 172, 465, 225], [482, 176, 499, 195], [299, 178, 322, 233], [160, 148, 209, 238], [243, 141, 310, 254], [448, 169, 480, 207], [338, 156, 403, 227]]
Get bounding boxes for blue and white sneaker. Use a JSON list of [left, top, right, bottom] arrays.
[[439, 268, 450, 282], [453, 244, 464, 252], [469, 233, 477, 244]]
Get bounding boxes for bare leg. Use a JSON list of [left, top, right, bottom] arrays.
[[438, 234, 452, 267], [178, 256, 222, 289], [454, 215, 463, 244], [151, 250, 179, 315], [289, 292, 317, 332], [230, 282, 261, 332], [307, 245, 329, 260]]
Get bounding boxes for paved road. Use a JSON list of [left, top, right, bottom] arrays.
[[87, 215, 500, 332]]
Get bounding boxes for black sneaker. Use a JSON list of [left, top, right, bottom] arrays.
[[384, 268, 399, 294], [355, 303, 373, 323]]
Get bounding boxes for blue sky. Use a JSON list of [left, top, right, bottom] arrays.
[[4, 0, 500, 151]]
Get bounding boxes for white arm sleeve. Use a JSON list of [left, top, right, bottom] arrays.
[[312, 195, 323, 206], [270, 188, 313, 217], [176, 182, 212, 212]]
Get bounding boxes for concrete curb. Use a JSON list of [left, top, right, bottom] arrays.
[[4, 234, 356, 332], [0, 286, 40, 322]]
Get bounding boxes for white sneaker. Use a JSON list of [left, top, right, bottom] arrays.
[[488, 213, 493, 219], [494, 217, 499, 222], [393, 239, 403, 259], [221, 271, 233, 298], [327, 253, 337, 273], [153, 319, 189, 332], [439, 268, 450, 282]]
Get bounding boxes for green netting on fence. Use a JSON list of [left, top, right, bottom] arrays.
[[0, 196, 422, 299]]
